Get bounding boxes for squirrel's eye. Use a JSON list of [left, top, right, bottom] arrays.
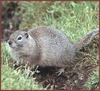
[[17, 35, 22, 40]]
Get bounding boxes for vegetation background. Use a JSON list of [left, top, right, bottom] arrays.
[[1, 1, 99, 90]]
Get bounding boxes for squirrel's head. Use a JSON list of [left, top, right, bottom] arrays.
[[8, 30, 30, 50]]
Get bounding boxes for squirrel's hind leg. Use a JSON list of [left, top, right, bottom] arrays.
[[56, 68, 65, 76]]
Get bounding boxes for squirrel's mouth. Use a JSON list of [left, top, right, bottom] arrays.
[[10, 46, 18, 51], [9, 44, 19, 51], [9, 42, 23, 49]]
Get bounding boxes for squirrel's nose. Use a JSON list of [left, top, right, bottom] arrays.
[[8, 40, 12, 46]]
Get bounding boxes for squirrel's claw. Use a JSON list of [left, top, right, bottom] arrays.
[[56, 68, 65, 76]]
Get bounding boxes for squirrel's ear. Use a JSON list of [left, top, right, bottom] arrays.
[[24, 32, 29, 38]]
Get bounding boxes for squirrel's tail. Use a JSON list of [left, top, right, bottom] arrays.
[[74, 28, 99, 51]]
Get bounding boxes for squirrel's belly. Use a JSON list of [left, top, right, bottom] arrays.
[[38, 51, 67, 67], [38, 58, 68, 67]]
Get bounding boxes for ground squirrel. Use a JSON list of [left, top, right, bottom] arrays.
[[8, 26, 98, 74]]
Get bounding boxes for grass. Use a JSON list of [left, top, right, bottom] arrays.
[[1, 64, 43, 90], [1, 1, 99, 90]]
